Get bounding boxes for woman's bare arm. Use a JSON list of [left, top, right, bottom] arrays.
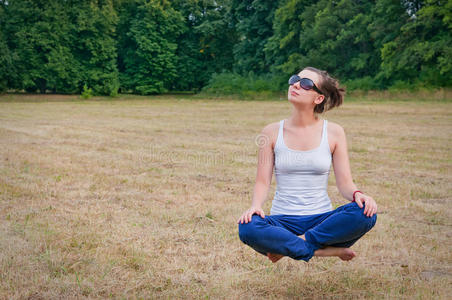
[[331, 124, 358, 201], [331, 123, 377, 217], [238, 124, 276, 224]]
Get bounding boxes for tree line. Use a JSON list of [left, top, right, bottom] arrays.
[[0, 0, 450, 95]]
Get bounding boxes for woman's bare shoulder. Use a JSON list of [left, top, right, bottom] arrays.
[[262, 121, 280, 133], [261, 121, 281, 148], [327, 120, 346, 137], [327, 121, 346, 153]]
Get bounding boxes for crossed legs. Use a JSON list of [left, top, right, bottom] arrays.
[[266, 235, 357, 263], [238, 202, 377, 262]]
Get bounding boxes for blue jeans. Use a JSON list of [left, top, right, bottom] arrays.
[[238, 202, 377, 262]]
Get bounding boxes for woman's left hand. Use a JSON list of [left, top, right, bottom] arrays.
[[354, 192, 377, 217]]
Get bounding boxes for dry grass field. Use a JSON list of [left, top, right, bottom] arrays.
[[0, 94, 451, 299]]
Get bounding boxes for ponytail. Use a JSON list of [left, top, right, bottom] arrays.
[[303, 67, 345, 114]]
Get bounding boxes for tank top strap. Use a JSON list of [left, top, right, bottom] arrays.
[[321, 119, 329, 148], [275, 120, 285, 148]]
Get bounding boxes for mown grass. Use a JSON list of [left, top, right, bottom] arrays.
[[0, 93, 451, 299]]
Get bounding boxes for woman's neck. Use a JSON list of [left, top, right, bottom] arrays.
[[288, 108, 319, 128]]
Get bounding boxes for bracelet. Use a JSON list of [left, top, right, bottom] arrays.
[[352, 190, 362, 202]]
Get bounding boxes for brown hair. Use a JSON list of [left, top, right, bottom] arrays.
[[303, 66, 345, 114]]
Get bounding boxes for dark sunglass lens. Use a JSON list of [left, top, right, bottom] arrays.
[[288, 75, 299, 85], [300, 78, 314, 90]]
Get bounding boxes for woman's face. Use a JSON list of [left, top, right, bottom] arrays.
[[287, 69, 324, 106]]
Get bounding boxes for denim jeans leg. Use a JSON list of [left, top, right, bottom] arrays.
[[304, 202, 377, 250], [238, 215, 316, 261]]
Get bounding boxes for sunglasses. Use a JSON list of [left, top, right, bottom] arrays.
[[288, 75, 323, 95]]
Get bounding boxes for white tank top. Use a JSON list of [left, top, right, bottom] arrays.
[[270, 119, 333, 215]]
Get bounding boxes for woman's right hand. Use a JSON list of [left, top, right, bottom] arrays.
[[237, 206, 265, 224]]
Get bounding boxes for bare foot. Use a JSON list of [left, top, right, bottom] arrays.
[[314, 246, 356, 261], [266, 236, 356, 263], [337, 248, 356, 261], [267, 253, 284, 263]]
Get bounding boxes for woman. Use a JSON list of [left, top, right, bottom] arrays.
[[237, 67, 377, 263]]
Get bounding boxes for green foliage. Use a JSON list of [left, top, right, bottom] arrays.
[[2, 0, 75, 93], [164, 0, 207, 91], [387, 80, 418, 92], [118, 0, 185, 94], [201, 72, 286, 97], [378, 0, 452, 88], [80, 84, 93, 99], [268, 0, 380, 80], [172, 0, 237, 91], [0, 3, 13, 92], [0, 0, 450, 95], [2, 0, 119, 95], [73, 0, 120, 96], [0, 30, 12, 93], [343, 77, 383, 91], [264, 0, 307, 75], [230, 0, 280, 74]]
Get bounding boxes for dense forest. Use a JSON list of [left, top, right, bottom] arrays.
[[0, 0, 450, 95]]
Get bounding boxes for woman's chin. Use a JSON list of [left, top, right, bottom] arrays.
[[288, 96, 302, 103], [288, 94, 297, 101], [288, 97, 311, 108]]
